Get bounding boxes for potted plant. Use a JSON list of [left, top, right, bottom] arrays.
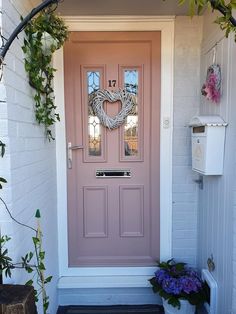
[[149, 259, 209, 314], [22, 10, 68, 141]]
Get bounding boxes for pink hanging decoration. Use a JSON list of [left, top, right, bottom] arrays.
[[201, 64, 221, 103]]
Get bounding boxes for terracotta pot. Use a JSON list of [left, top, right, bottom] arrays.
[[162, 298, 196, 314]]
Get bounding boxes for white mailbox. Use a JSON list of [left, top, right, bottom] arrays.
[[189, 115, 227, 175]]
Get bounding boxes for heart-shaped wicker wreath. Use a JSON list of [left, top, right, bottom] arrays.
[[89, 89, 136, 130]]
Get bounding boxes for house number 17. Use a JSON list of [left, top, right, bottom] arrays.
[[108, 80, 116, 87]]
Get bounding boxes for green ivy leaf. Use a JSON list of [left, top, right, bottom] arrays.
[[25, 266, 34, 273], [38, 262, 46, 271], [0, 141, 6, 157], [0, 178, 7, 183], [44, 301, 49, 312], [44, 275, 53, 284], [0, 177, 7, 189], [39, 251, 45, 259], [5, 268, 12, 278], [32, 237, 40, 245], [29, 251, 34, 261], [25, 279, 34, 286], [230, 0, 236, 8]]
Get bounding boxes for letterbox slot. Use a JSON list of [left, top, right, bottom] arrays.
[[96, 169, 131, 178]]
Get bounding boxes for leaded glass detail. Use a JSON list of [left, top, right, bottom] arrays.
[[87, 71, 102, 156], [124, 70, 139, 157]]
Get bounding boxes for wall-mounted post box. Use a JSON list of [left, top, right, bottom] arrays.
[[189, 115, 227, 175]]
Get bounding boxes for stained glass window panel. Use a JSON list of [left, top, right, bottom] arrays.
[[87, 71, 102, 156], [124, 70, 139, 157]]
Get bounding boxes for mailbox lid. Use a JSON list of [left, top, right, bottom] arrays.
[[189, 115, 227, 127]]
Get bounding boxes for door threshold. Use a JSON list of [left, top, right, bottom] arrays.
[[58, 275, 161, 306], [58, 275, 152, 289]]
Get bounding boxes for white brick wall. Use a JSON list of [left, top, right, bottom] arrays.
[[229, 33, 236, 314], [0, 1, 59, 313], [0, 0, 13, 239], [198, 8, 236, 314], [172, 16, 202, 266]]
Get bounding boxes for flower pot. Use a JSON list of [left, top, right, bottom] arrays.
[[162, 298, 196, 314], [40, 32, 59, 55], [33, 31, 58, 55]]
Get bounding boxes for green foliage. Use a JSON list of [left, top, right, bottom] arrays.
[[0, 140, 6, 158], [179, 0, 209, 16], [0, 177, 7, 189], [214, 9, 236, 40], [31, 219, 52, 314], [0, 140, 7, 189], [179, 0, 236, 40], [22, 9, 68, 140], [0, 236, 13, 278], [0, 213, 52, 314]]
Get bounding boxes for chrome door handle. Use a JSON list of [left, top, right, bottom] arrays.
[[67, 142, 83, 169], [70, 145, 84, 150]]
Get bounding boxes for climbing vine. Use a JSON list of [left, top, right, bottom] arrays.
[[0, 206, 52, 314], [22, 10, 68, 140]]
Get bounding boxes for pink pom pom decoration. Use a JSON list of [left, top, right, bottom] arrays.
[[201, 64, 221, 103]]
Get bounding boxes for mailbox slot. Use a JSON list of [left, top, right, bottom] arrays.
[[193, 126, 205, 133], [96, 169, 131, 178]]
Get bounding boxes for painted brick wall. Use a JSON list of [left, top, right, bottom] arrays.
[[232, 55, 236, 313], [233, 113, 236, 314], [198, 8, 236, 314], [172, 16, 202, 266], [0, 1, 59, 313]]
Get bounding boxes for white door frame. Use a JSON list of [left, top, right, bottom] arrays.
[[54, 15, 174, 278]]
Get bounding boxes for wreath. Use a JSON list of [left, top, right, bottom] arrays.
[[201, 64, 221, 103], [89, 89, 137, 130]]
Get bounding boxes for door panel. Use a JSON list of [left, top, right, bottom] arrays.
[[119, 185, 144, 237], [64, 32, 161, 267]]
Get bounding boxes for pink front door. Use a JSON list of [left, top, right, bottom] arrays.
[[64, 32, 161, 267]]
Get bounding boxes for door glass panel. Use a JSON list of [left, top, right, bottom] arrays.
[[124, 70, 139, 157], [87, 71, 102, 156]]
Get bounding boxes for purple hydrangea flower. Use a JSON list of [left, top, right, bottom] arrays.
[[179, 276, 202, 294], [154, 263, 203, 295], [155, 269, 169, 284], [162, 277, 182, 295]]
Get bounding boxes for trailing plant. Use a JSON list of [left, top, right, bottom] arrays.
[[22, 9, 68, 140], [0, 205, 52, 314], [178, 0, 236, 40]]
